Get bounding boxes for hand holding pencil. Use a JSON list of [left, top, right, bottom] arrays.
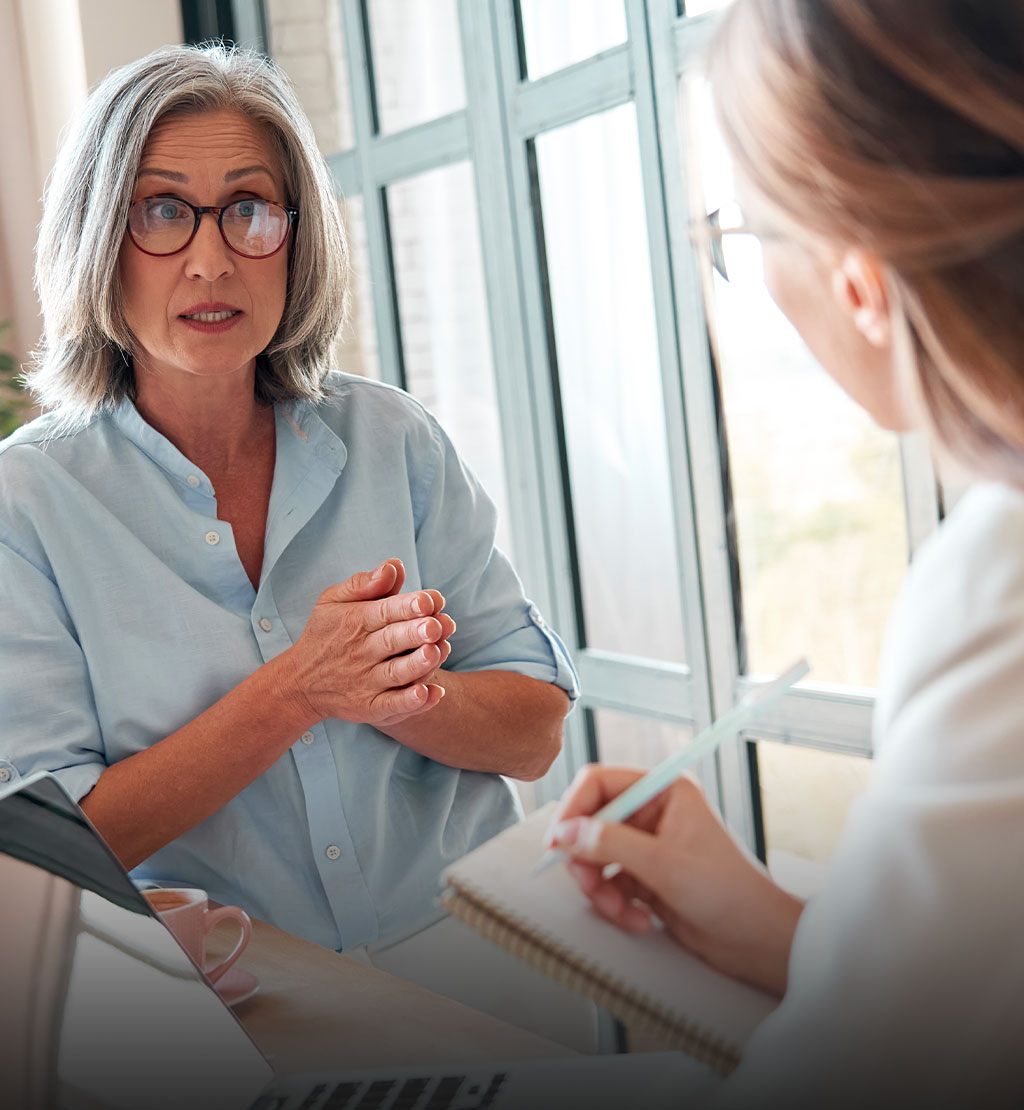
[[542, 661, 809, 998]]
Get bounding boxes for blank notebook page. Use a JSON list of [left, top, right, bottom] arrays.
[[442, 803, 778, 1051]]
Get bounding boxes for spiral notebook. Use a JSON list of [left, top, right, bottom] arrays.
[[440, 803, 778, 1076]]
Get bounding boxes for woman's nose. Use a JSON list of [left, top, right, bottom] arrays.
[[183, 211, 234, 281]]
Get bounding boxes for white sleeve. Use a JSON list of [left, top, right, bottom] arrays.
[[708, 488, 1024, 1110]]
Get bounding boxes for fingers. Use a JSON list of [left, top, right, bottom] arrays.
[[547, 812, 665, 896], [371, 681, 445, 720], [420, 682, 446, 710], [323, 561, 402, 603], [368, 612, 456, 658], [319, 560, 442, 610], [549, 764, 652, 827], [380, 559, 406, 597], [317, 558, 448, 631], [362, 589, 447, 632], [568, 861, 654, 934], [380, 641, 443, 687], [421, 589, 445, 614]]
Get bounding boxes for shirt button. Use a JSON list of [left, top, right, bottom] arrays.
[[204, 530, 220, 546], [300, 731, 315, 745], [325, 844, 341, 860], [186, 474, 200, 488], [0, 768, 11, 783], [259, 617, 273, 632]]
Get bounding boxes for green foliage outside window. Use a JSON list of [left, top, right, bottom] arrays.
[[0, 322, 31, 438]]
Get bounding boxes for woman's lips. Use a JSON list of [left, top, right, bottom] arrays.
[[178, 307, 243, 333]]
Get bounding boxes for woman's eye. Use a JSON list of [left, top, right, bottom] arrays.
[[235, 200, 257, 218], [149, 200, 187, 221]]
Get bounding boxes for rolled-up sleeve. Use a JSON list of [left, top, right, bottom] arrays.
[[0, 537, 107, 801], [411, 418, 579, 700]]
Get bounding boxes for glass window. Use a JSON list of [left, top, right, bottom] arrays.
[[386, 163, 512, 556], [594, 708, 693, 769], [367, 0, 467, 134], [534, 105, 688, 664], [335, 196, 380, 380], [514, 779, 539, 815], [265, 0, 355, 152], [756, 739, 872, 894], [683, 0, 733, 14], [689, 81, 908, 688], [517, 0, 628, 80]]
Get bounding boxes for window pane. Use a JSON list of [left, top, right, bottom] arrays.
[[266, 0, 355, 152], [534, 106, 688, 664], [386, 164, 512, 556], [683, 0, 732, 14], [336, 196, 380, 380], [689, 81, 908, 687], [756, 740, 871, 894], [514, 779, 539, 816], [367, 0, 466, 134], [517, 0, 627, 80], [594, 708, 693, 769]]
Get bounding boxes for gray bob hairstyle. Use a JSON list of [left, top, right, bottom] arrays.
[[30, 43, 348, 426]]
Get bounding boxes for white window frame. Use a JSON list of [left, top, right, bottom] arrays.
[[264, 0, 943, 853]]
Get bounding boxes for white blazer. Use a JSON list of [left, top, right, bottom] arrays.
[[709, 482, 1024, 1109]]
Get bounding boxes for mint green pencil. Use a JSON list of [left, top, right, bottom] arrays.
[[531, 657, 810, 877]]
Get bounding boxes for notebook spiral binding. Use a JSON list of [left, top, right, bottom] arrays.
[[441, 881, 740, 1077]]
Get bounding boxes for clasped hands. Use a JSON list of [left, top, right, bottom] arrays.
[[283, 558, 454, 729]]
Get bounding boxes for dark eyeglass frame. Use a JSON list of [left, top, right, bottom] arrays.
[[690, 207, 772, 283], [126, 195, 300, 259]]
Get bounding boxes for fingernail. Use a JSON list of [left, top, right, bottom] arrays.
[[559, 819, 601, 853], [371, 564, 386, 582], [414, 595, 428, 615], [418, 619, 434, 638], [549, 820, 581, 848]]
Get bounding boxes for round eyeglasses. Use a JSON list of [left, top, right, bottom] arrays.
[[127, 196, 300, 259]]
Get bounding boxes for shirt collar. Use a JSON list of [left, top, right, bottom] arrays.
[[277, 397, 347, 475], [109, 396, 215, 496], [108, 393, 347, 494]]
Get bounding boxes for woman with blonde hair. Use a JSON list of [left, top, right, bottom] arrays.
[[0, 42, 592, 1042], [550, 0, 1024, 1104]]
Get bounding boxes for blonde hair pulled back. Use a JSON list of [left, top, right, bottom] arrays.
[[709, 0, 1024, 479]]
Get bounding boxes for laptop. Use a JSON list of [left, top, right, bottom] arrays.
[[0, 771, 720, 1110]]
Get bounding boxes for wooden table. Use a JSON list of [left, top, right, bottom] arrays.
[[207, 914, 575, 1075]]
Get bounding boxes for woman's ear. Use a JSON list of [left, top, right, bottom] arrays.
[[831, 251, 892, 349]]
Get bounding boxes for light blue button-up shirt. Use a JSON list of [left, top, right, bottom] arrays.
[[0, 373, 578, 950]]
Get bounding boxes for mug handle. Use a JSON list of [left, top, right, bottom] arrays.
[[202, 904, 252, 984]]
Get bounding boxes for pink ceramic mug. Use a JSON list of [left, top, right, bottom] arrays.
[[143, 887, 251, 984]]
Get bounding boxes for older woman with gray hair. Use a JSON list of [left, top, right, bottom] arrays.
[[0, 43, 588, 1044]]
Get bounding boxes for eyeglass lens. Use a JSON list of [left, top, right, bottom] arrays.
[[128, 198, 291, 258]]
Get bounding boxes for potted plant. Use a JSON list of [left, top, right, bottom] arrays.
[[0, 321, 31, 438]]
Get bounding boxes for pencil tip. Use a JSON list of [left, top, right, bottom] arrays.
[[530, 849, 566, 877]]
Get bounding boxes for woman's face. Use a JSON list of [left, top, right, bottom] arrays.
[[119, 109, 290, 390]]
